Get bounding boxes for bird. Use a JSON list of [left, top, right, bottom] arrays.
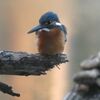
[[28, 11, 67, 55]]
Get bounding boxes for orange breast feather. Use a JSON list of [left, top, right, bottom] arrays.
[[37, 28, 65, 55]]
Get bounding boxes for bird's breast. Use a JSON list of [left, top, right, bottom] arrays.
[[37, 28, 65, 55]]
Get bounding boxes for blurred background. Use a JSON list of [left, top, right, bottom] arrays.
[[0, 0, 100, 100]]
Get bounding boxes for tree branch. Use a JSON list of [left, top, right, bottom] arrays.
[[0, 82, 20, 97], [0, 50, 68, 76]]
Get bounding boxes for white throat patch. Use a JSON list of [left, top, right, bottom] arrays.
[[55, 22, 62, 26], [38, 28, 50, 32]]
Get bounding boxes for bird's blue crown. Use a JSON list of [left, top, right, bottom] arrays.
[[39, 11, 60, 24]]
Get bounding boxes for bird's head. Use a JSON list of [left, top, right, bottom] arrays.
[[28, 11, 63, 33]]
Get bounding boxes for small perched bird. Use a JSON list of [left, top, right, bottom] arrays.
[[28, 11, 67, 55]]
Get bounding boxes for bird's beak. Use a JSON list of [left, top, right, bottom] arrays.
[[28, 25, 45, 33]]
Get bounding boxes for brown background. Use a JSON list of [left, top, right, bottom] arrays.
[[0, 0, 100, 100]]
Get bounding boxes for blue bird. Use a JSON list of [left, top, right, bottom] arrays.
[[28, 11, 67, 55]]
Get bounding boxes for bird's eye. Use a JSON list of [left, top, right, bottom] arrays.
[[45, 21, 52, 25]]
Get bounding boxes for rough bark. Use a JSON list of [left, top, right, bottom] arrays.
[[0, 50, 68, 75]]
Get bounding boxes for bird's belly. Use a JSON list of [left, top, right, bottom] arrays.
[[37, 29, 65, 55]]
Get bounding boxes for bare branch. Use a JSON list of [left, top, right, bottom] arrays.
[[0, 82, 20, 97], [0, 50, 68, 76]]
